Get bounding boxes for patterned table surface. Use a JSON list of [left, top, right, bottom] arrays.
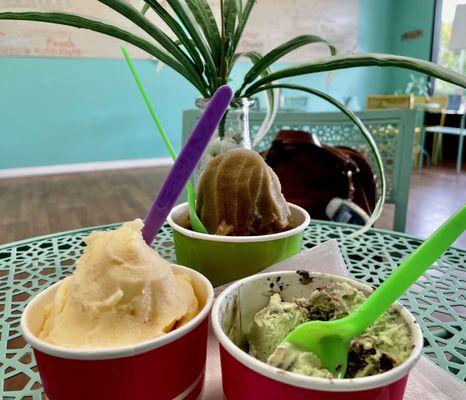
[[1, 220, 465, 398]]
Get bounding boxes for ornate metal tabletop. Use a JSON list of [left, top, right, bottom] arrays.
[[1, 221, 465, 399]]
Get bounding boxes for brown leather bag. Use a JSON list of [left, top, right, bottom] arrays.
[[262, 130, 376, 220]]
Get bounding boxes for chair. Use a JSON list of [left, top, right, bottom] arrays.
[[414, 96, 460, 170], [419, 113, 465, 174], [367, 95, 414, 110], [182, 109, 418, 232], [367, 95, 425, 168]]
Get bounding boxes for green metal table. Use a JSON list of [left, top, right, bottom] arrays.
[[1, 221, 465, 399]]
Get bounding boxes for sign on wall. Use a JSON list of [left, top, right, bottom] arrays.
[[233, 0, 359, 62], [0, 0, 149, 58], [0, 0, 359, 61]]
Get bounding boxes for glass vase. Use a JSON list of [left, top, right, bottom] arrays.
[[193, 97, 255, 187]]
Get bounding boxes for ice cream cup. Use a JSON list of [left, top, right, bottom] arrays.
[[212, 271, 423, 400], [167, 202, 310, 287], [21, 265, 214, 400]]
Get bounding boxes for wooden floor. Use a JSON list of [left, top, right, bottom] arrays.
[[373, 162, 466, 248], [0, 167, 167, 245], [1, 163, 465, 248]]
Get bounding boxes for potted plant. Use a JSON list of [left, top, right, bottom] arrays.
[[2, 0, 465, 226]]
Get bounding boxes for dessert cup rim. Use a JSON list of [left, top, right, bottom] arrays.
[[21, 264, 214, 360], [167, 202, 310, 243], [211, 271, 423, 392]]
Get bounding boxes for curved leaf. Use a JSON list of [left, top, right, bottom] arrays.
[[248, 83, 386, 237], [98, 0, 198, 76], [230, 50, 263, 72], [223, 0, 238, 43], [244, 53, 466, 96], [231, 51, 279, 147], [253, 87, 280, 147], [231, 0, 256, 56], [0, 11, 209, 96], [166, 0, 218, 92], [241, 35, 337, 90], [141, 2, 150, 15], [235, 0, 243, 20], [223, 0, 241, 68], [144, 0, 204, 74], [186, 0, 221, 63]]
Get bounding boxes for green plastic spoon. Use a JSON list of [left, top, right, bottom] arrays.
[[283, 204, 466, 378], [121, 46, 208, 234]]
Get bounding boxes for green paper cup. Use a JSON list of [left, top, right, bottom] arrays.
[[167, 203, 310, 286]]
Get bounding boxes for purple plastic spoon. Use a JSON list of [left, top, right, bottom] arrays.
[[142, 85, 233, 245]]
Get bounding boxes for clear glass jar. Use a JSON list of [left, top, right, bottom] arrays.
[[193, 97, 255, 187]]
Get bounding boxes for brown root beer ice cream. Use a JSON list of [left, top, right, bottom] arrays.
[[196, 148, 291, 235]]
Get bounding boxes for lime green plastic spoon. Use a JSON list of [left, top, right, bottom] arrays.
[[121, 46, 208, 234], [283, 204, 466, 378]]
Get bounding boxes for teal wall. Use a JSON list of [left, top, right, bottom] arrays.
[[389, 0, 435, 93], [0, 58, 199, 168], [0, 0, 435, 170]]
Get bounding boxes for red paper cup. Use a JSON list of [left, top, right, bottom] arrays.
[[212, 271, 423, 400], [21, 265, 214, 400]]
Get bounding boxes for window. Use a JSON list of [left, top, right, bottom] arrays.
[[434, 0, 466, 97]]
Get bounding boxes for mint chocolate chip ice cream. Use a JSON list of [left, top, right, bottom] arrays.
[[247, 281, 413, 379], [248, 293, 308, 363]]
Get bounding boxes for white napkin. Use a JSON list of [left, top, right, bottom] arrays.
[[265, 239, 349, 277]]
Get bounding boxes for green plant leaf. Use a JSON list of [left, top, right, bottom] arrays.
[[141, 2, 150, 15], [0, 11, 209, 96], [235, 0, 243, 20], [223, 0, 237, 40], [239, 35, 337, 91], [253, 86, 280, 147], [221, 0, 239, 75], [185, 0, 222, 63], [245, 53, 466, 96], [249, 83, 386, 237], [231, 51, 279, 147], [98, 0, 198, 76], [144, 0, 204, 74], [231, 0, 255, 56], [166, 0, 218, 93]]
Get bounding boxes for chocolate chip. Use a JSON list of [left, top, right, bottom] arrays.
[[346, 349, 368, 378], [296, 270, 313, 285], [269, 282, 275, 288], [380, 354, 396, 371]]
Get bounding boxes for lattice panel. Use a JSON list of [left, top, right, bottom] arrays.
[[252, 122, 400, 201], [1, 222, 465, 399]]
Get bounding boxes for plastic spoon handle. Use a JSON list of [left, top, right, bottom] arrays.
[[142, 85, 233, 244], [348, 204, 466, 336], [121, 46, 207, 233]]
